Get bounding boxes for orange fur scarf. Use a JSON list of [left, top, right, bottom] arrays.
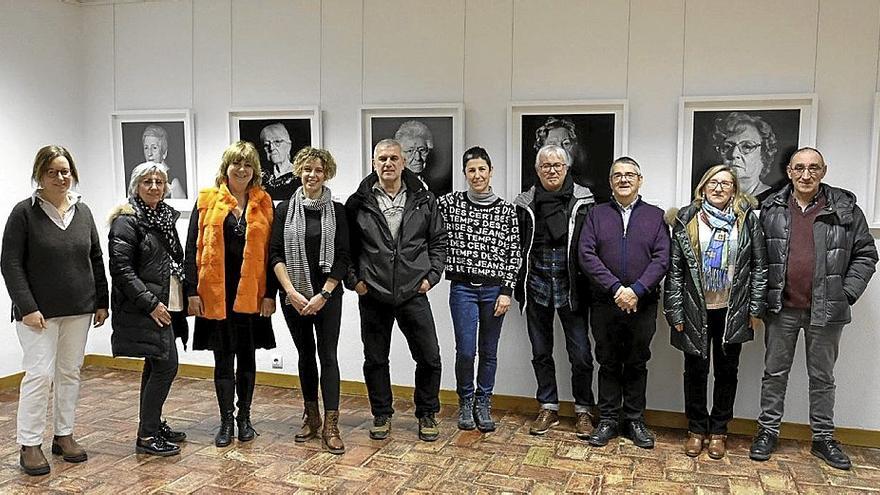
[[195, 183, 273, 320]]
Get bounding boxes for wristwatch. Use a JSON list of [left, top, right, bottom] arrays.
[[320, 289, 332, 300]]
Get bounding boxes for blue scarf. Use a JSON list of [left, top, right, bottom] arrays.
[[700, 200, 735, 292]]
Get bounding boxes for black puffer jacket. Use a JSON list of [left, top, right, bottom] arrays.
[[108, 200, 188, 360], [345, 169, 447, 305], [663, 202, 768, 358], [761, 184, 877, 326]]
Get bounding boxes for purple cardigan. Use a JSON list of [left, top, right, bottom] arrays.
[[577, 198, 670, 302]]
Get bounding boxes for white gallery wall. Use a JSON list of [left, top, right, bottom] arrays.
[[1, 0, 880, 432]]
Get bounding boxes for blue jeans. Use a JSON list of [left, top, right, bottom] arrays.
[[449, 282, 506, 399]]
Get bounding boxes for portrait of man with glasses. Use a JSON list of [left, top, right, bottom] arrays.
[[370, 116, 454, 197]]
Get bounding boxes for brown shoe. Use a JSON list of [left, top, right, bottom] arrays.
[[20, 445, 50, 476], [529, 409, 559, 435], [707, 434, 727, 459], [295, 401, 322, 442], [575, 412, 594, 439], [684, 431, 704, 457], [322, 410, 345, 455], [52, 435, 88, 463]]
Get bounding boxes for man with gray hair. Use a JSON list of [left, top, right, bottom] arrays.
[[513, 144, 596, 439], [345, 138, 447, 442]]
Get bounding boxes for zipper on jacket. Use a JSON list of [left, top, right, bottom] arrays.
[[566, 198, 590, 306], [521, 206, 537, 313]]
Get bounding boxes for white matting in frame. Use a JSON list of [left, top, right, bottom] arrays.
[[360, 103, 464, 198], [110, 109, 195, 211], [228, 107, 321, 202], [676, 94, 817, 207], [507, 100, 628, 203], [867, 93, 880, 228]]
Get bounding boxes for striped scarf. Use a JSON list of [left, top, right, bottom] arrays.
[[284, 186, 335, 299]]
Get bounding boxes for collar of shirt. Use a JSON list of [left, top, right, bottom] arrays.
[[614, 196, 638, 213], [31, 189, 82, 207], [789, 189, 824, 213], [372, 180, 407, 200]]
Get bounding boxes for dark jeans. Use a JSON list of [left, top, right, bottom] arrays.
[[359, 293, 442, 418], [683, 308, 742, 434], [525, 298, 594, 408], [138, 341, 179, 437], [448, 282, 505, 399], [757, 308, 843, 440], [281, 297, 342, 410], [590, 302, 657, 422], [213, 348, 256, 413]]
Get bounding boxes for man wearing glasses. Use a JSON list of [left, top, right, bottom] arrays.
[[750, 147, 877, 470], [259, 123, 300, 200], [578, 157, 670, 448], [513, 144, 596, 439]]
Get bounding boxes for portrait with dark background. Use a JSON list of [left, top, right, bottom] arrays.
[[370, 116, 453, 197], [691, 109, 801, 202], [238, 118, 311, 200], [121, 121, 187, 199], [520, 113, 615, 203]]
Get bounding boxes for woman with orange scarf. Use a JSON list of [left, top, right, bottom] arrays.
[[184, 141, 277, 448]]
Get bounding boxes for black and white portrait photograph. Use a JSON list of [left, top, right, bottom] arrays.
[[508, 101, 628, 203], [361, 104, 464, 198], [112, 110, 195, 210], [229, 107, 321, 201], [677, 95, 817, 206]]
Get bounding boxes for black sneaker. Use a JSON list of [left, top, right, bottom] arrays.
[[158, 420, 187, 443], [625, 420, 655, 449], [369, 415, 392, 440], [457, 396, 476, 431], [418, 414, 440, 442], [588, 419, 619, 447], [749, 428, 778, 461], [136, 436, 180, 457], [811, 439, 851, 470]]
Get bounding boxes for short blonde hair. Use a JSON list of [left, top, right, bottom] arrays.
[[216, 141, 262, 189], [292, 147, 337, 180]]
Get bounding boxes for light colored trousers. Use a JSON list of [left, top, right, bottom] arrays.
[[16, 314, 91, 446]]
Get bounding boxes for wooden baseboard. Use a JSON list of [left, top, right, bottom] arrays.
[[2, 355, 877, 448]]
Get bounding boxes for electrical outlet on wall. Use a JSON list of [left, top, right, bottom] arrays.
[[271, 355, 283, 369]]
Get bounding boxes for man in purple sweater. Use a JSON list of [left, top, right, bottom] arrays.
[[578, 156, 670, 448]]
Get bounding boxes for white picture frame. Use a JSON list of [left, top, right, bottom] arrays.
[[867, 93, 880, 228]]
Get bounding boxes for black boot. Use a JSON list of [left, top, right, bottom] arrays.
[[235, 369, 258, 442], [236, 406, 258, 442], [214, 377, 236, 447], [215, 411, 235, 447]]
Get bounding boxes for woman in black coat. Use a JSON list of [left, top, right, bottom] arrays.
[[109, 162, 188, 457], [664, 164, 768, 459]]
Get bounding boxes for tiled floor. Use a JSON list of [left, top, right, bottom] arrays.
[[0, 367, 878, 494]]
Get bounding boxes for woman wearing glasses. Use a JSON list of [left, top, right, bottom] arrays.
[[185, 141, 277, 448], [1, 145, 109, 475], [712, 112, 779, 199], [108, 162, 188, 456], [664, 164, 767, 459]]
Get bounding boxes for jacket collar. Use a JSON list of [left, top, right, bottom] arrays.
[[764, 183, 856, 224], [513, 182, 593, 210]]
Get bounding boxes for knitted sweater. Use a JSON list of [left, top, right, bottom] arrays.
[[1, 198, 109, 320], [437, 191, 521, 295]]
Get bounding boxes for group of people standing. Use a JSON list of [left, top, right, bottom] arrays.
[[1, 139, 876, 478]]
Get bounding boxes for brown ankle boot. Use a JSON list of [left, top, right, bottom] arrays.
[[322, 410, 345, 455], [295, 401, 322, 442], [52, 435, 88, 463], [707, 434, 727, 459], [20, 445, 50, 476], [684, 432, 705, 457]]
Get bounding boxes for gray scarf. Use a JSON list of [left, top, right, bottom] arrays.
[[466, 186, 498, 206], [284, 186, 335, 299]]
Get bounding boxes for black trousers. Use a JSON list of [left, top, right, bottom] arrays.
[[359, 293, 442, 418], [138, 342, 179, 438], [281, 297, 342, 410], [683, 308, 742, 434], [590, 302, 657, 422], [213, 348, 256, 413]]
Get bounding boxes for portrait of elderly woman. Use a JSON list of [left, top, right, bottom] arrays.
[[691, 110, 802, 201], [370, 116, 454, 197], [236, 119, 311, 201], [521, 114, 615, 203], [120, 121, 189, 201]]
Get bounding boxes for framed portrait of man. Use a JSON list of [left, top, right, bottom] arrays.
[[677, 94, 818, 206], [360, 104, 464, 198], [111, 109, 195, 210], [229, 107, 321, 201], [508, 100, 628, 204]]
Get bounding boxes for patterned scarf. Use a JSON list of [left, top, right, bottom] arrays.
[[700, 199, 736, 292], [284, 186, 336, 299], [132, 196, 185, 281]]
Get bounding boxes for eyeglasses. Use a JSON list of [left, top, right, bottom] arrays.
[[706, 180, 735, 191], [789, 164, 824, 177], [611, 172, 641, 182], [140, 179, 167, 188], [716, 140, 761, 156], [45, 169, 72, 178], [539, 162, 565, 172], [262, 139, 290, 149], [404, 147, 429, 157]]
